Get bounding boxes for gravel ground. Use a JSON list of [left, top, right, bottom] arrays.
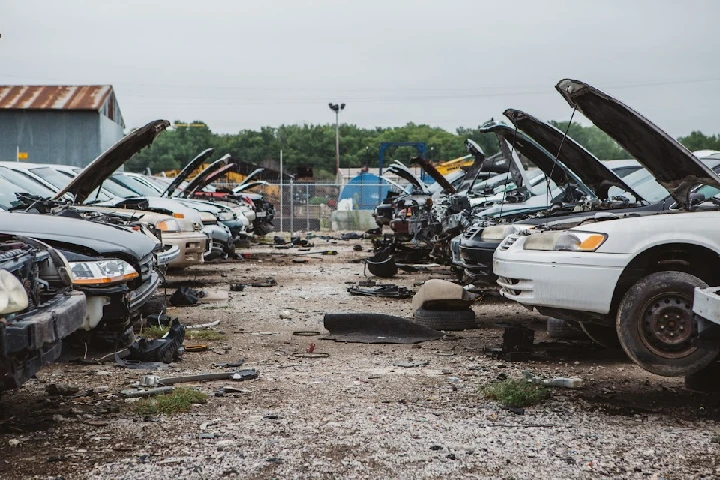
[[2, 240, 720, 479]]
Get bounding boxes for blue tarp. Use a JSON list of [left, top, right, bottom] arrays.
[[339, 172, 393, 210]]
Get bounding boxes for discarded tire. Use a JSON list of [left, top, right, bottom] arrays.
[[413, 307, 476, 331], [616, 271, 719, 377], [546, 318, 586, 340]]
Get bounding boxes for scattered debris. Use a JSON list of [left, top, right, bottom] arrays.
[[186, 319, 222, 330], [127, 319, 185, 363], [170, 286, 206, 306], [146, 313, 175, 328], [230, 283, 246, 292], [323, 313, 442, 344], [347, 284, 414, 299], [185, 344, 208, 353], [341, 232, 364, 240], [139, 369, 258, 386], [292, 352, 329, 358], [45, 384, 80, 396], [249, 278, 277, 288], [279, 311, 292, 320], [365, 248, 397, 278], [121, 386, 175, 398], [293, 331, 320, 336], [352, 244, 363, 251], [394, 361, 429, 368], [212, 359, 246, 368], [500, 325, 535, 362]]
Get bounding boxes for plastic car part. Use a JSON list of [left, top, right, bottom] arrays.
[[347, 284, 414, 299], [169, 286, 206, 306], [365, 248, 398, 278], [546, 318, 587, 340], [127, 319, 186, 364], [323, 313, 442, 344]]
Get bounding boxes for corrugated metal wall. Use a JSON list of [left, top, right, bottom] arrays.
[[0, 111, 123, 167]]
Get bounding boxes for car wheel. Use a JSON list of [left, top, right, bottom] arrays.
[[413, 307, 476, 331], [616, 271, 719, 377], [579, 322, 621, 348], [547, 318, 586, 340]]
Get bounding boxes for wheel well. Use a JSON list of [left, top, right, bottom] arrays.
[[610, 243, 720, 315]]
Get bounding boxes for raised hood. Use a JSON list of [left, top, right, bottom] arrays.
[[181, 155, 230, 197], [388, 161, 427, 193], [162, 148, 214, 197], [503, 108, 643, 201], [232, 168, 265, 193], [55, 120, 170, 203], [234, 180, 269, 193], [555, 79, 720, 209], [191, 163, 235, 194], [415, 157, 456, 194]]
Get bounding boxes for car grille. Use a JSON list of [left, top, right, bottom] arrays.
[[139, 253, 154, 279], [463, 226, 480, 239], [499, 235, 519, 251]]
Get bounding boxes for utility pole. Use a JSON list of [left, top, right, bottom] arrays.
[[279, 149, 284, 232], [328, 103, 345, 175]]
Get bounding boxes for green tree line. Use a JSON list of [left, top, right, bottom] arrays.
[[126, 120, 719, 179]]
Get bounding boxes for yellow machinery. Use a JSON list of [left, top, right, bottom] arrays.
[[432, 154, 474, 176]]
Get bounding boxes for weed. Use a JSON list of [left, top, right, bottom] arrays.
[[133, 388, 208, 415], [482, 378, 550, 408], [141, 326, 169, 339]]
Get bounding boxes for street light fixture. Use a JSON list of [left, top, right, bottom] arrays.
[[328, 103, 346, 175]]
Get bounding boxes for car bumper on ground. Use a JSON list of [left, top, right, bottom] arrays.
[[0, 290, 86, 389], [493, 235, 630, 314], [163, 232, 208, 268]]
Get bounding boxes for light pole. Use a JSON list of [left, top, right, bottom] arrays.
[[328, 103, 345, 175]]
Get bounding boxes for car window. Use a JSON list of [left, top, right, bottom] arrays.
[[0, 167, 56, 197], [110, 174, 161, 196], [0, 176, 36, 209]]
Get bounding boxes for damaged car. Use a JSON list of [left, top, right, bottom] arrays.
[[0, 235, 86, 392], [493, 79, 720, 377]]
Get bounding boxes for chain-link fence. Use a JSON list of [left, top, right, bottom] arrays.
[[219, 180, 404, 233]]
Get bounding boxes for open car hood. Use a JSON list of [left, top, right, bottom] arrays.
[[478, 120, 538, 195], [232, 168, 265, 193], [504, 109, 643, 202], [163, 148, 214, 197], [181, 155, 230, 198], [234, 180, 269, 193], [55, 120, 170, 203], [414, 157, 456, 194], [388, 161, 428, 193], [555, 79, 720, 209], [192, 163, 235, 194]]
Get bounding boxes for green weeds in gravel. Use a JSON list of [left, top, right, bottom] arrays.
[[482, 378, 550, 408], [134, 388, 208, 415]]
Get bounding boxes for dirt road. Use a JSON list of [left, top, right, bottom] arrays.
[[1, 242, 719, 479]]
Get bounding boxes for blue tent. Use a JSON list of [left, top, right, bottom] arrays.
[[339, 172, 393, 210]]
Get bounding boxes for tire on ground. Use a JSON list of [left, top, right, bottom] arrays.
[[547, 318, 586, 340], [413, 307, 476, 331], [616, 271, 719, 377]]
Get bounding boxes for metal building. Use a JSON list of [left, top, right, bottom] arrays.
[[0, 85, 125, 167]]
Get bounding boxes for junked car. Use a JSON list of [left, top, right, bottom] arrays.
[[0, 234, 86, 392], [493, 79, 720, 376]]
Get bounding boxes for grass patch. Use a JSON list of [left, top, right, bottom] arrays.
[[139, 326, 226, 341], [186, 329, 226, 341], [482, 378, 550, 408], [133, 388, 208, 415]]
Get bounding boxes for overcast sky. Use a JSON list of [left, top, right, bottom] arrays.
[[1, 0, 719, 136]]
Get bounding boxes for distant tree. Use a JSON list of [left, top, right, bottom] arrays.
[[677, 131, 720, 152], [549, 121, 629, 160]]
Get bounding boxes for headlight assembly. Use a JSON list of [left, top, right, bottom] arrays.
[[555, 231, 607, 252], [523, 230, 607, 252], [217, 210, 234, 221], [0, 269, 29, 315], [156, 219, 180, 233], [480, 224, 531, 242], [70, 260, 138, 286]]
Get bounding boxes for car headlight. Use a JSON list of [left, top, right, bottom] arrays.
[[0, 269, 29, 315], [523, 230, 607, 252], [70, 260, 138, 285], [156, 219, 181, 233], [218, 211, 234, 221], [200, 211, 217, 224], [480, 224, 531, 242], [555, 231, 607, 252]]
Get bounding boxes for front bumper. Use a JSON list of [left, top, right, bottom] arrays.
[[493, 235, 630, 314], [79, 270, 160, 324], [458, 231, 500, 284], [0, 290, 86, 389], [162, 232, 208, 268], [156, 245, 180, 266]]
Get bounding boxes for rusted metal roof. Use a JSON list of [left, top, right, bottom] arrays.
[[0, 85, 113, 111]]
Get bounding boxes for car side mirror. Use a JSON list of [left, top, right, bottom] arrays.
[[690, 192, 706, 206]]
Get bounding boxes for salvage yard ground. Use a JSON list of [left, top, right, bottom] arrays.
[[1, 242, 719, 479]]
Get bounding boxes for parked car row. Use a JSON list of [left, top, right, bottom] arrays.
[[0, 120, 275, 393], [373, 79, 720, 378]]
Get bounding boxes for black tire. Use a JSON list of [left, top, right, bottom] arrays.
[[580, 322, 621, 348], [413, 307, 476, 331], [616, 271, 719, 377], [547, 318, 586, 340]]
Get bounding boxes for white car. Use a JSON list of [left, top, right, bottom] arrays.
[[493, 78, 720, 377]]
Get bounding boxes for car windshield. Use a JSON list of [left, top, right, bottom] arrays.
[[0, 167, 56, 197], [94, 175, 138, 198], [28, 167, 113, 202], [0, 176, 38, 209], [110, 174, 162, 196]]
